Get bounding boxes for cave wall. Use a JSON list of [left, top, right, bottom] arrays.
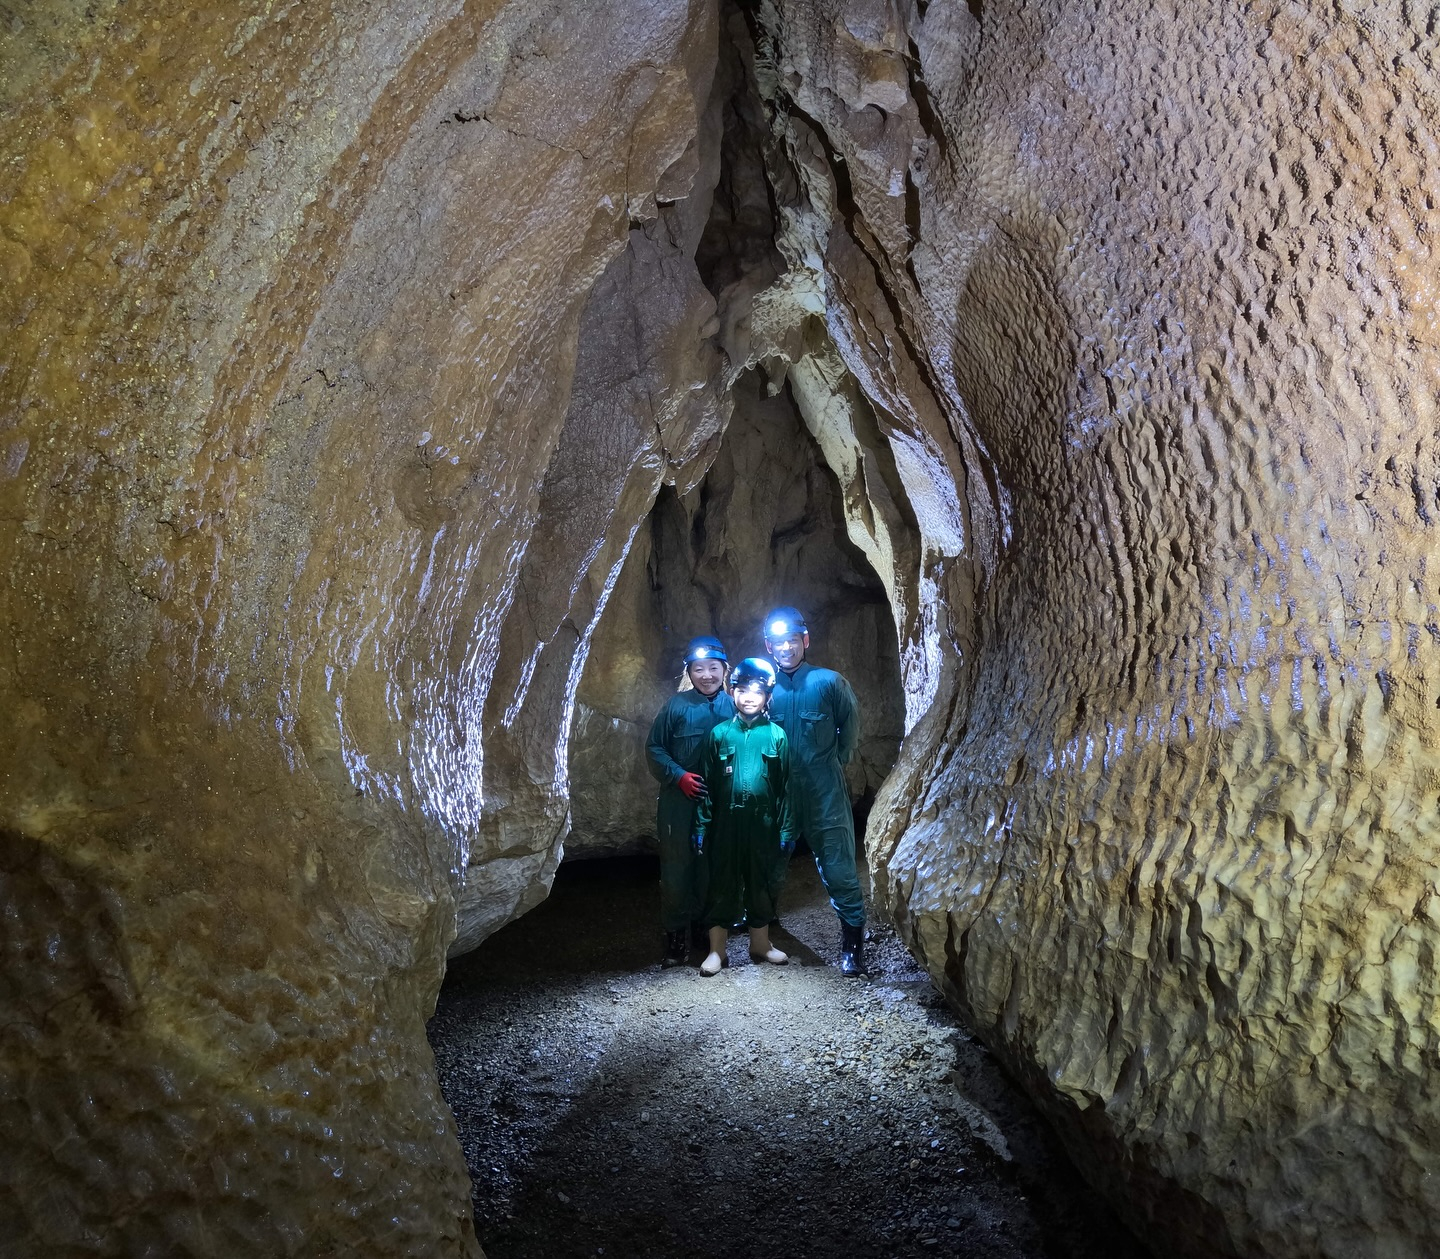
[[0, 2, 721, 1253], [7, 0, 1440, 1254], [569, 369, 903, 855], [735, 1, 1440, 1256]]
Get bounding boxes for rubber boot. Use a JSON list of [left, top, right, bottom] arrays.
[[700, 925, 728, 976], [662, 929, 688, 969], [839, 921, 869, 977], [748, 924, 788, 966]]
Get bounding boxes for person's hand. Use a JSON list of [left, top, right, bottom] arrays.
[[677, 771, 707, 800], [692, 829, 706, 855]]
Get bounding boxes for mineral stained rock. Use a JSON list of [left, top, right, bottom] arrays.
[[1, 1, 721, 1253], [8, 0, 1440, 1254], [741, 1, 1440, 1256]]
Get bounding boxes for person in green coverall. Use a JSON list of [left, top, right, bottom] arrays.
[[646, 636, 736, 968], [762, 605, 868, 976], [692, 657, 796, 976]]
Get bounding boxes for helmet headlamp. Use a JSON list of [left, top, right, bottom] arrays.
[[762, 606, 808, 639]]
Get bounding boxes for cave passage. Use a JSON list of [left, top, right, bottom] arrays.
[[568, 364, 906, 858], [429, 855, 1146, 1258]]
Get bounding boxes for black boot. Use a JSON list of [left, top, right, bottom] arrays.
[[662, 929, 688, 969], [839, 921, 869, 977]]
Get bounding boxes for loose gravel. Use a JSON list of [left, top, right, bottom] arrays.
[[429, 852, 1149, 1259]]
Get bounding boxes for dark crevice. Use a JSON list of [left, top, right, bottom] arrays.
[[905, 39, 947, 162]]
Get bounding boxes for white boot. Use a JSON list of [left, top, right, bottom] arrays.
[[700, 925, 728, 976], [749, 925, 788, 965]]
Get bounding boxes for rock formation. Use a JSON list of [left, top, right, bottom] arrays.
[[5, 0, 1440, 1255], [1, 2, 722, 1253], [732, 2, 1440, 1257]]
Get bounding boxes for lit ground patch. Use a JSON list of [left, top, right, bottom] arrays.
[[429, 853, 1148, 1258]]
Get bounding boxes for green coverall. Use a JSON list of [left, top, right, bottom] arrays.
[[693, 714, 796, 929], [646, 688, 736, 932], [767, 660, 863, 926]]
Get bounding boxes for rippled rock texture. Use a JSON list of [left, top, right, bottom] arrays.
[[7, 0, 1440, 1255], [735, 2, 1440, 1256], [1, 2, 721, 1253]]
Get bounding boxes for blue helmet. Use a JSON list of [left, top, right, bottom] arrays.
[[762, 606, 807, 640], [683, 635, 728, 666], [729, 657, 778, 692]]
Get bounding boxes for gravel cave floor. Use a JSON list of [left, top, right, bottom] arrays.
[[428, 850, 1150, 1259]]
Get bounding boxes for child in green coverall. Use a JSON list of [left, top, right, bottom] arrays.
[[692, 657, 796, 976]]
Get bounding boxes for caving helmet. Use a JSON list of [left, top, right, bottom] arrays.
[[683, 635, 728, 666], [762, 606, 808, 640], [729, 656, 778, 693]]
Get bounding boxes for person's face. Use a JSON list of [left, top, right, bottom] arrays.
[[732, 683, 769, 717], [765, 630, 808, 672], [688, 658, 725, 696]]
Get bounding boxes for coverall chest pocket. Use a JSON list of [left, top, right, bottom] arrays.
[[799, 710, 834, 756], [671, 731, 704, 769], [761, 749, 783, 788]]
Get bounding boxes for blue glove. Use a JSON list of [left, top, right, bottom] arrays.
[[692, 829, 705, 855]]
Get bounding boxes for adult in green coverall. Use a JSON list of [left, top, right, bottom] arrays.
[[692, 657, 795, 976], [646, 636, 735, 968], [763, 606, 868, 976]]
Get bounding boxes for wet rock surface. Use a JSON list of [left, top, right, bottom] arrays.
[[430, 854, 1146, 1258], [2, 3, 722, 1253]]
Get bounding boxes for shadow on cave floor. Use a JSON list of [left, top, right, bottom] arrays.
[[429, 853, 1149, 1259]]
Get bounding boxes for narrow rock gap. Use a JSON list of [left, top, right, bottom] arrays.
[[427, 10, 1144, 1257]]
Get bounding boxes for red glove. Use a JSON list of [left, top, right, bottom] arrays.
[[677, 772, 708, 800]]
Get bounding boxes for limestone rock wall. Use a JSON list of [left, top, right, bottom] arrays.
[[8, 0, 1440, 1254], [745, 1, 1440, 1255], [0, 2, 721, 1253]]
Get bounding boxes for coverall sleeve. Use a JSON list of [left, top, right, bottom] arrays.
[[833, 674, 860, 766], [645, 701, 685, 786], [692, 734, 718, 842], [776, 733, 796, 850]]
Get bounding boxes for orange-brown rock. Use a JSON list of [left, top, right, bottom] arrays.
[[1, 2, 720, 1253]]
